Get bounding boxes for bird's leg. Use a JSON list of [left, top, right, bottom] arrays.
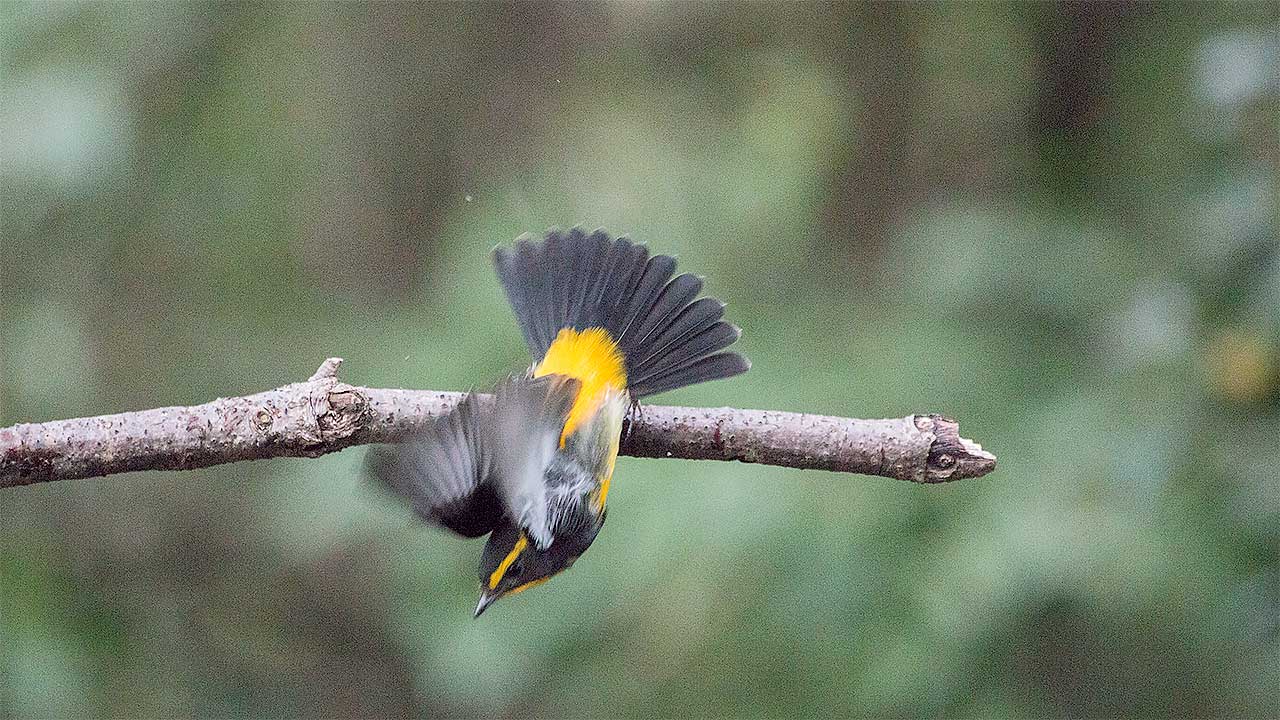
[[624, 394, 644, 441]]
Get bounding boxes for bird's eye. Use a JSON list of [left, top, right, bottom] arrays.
[[509, 558, 525, 577]]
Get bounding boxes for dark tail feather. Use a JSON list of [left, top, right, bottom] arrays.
[[493, 228, 749, 398], [628, 351, 751, 398]]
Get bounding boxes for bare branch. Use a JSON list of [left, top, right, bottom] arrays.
[[0, 358, 996, 489]]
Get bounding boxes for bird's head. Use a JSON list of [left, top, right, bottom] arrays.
[[474, 518, 603, 617]]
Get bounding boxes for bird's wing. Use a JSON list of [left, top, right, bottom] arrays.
[[366, 392, 501, 538], [489, 373, 581, 549]]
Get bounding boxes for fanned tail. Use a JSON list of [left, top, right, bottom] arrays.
[[492, 228, 749, 398]]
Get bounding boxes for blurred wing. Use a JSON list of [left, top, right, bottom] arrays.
[[366, 392, 501, 538], [490, 373, 580, 549]]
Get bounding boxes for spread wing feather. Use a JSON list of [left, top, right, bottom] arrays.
[[367, 375, 580, 546], [489, 374, 581, 549], [366, 392, 500, 537]]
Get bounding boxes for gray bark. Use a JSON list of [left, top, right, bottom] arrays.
[[0, 358, 996, 489]]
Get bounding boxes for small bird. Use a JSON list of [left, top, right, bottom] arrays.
[[369, 228, 748, 616]]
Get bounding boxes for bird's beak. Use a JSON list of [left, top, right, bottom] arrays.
[[474, 589, 500, 618]]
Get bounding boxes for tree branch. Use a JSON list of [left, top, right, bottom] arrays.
[[0, 358, 996, 489]]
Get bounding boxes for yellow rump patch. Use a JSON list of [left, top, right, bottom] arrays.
[[534, 327, 627, 445], [488, 534, 528, 589]]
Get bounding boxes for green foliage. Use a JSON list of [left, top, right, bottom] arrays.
[[2, 2, 1276, 717]]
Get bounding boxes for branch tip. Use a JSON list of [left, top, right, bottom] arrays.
[[923, 414, 996, 482]]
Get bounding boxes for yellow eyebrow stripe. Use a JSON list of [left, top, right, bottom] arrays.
[[488, 534, 528, 589]]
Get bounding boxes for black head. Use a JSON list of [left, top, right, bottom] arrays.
[[474, 516, 603, 617]]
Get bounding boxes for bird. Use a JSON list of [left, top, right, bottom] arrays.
[[368, 227, 749, 616]]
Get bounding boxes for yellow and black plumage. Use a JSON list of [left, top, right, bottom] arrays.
[[370, 228, 748, 616]]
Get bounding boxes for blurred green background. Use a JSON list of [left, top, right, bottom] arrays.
[[2, 2, 1277, 718]]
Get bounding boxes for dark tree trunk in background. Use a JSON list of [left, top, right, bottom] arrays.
[[823, 2, 919, 282], [1031, 1, 1136, 202]]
